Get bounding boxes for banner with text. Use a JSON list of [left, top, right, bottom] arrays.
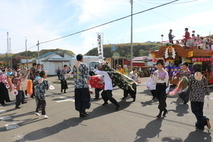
[[97, 33, 104, 63]]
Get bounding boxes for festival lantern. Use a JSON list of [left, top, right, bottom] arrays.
[[197, 58, 200, 62], [194, 58, 197, 62], [203, 58, 207, 62], [206, 58, 210, 61]]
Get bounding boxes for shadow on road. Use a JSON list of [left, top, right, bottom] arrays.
[[134, 119, 163, 142], [23, 117, 82, 141], [184, 129, 212, 142], [170, 98, 189, 117], [23, 100, 132, 141]]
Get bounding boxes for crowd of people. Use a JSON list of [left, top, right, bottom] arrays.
[[0, 54, 211, 130], [168, 28, 213, 50]]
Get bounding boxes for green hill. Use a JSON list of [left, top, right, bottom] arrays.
[[0, 49, 75, 67], [85, 42, 161, 59]]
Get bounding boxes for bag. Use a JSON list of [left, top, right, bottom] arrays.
[[178, 87, 190, 102]]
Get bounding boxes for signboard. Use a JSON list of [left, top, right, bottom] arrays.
[[97, 33, 104, 63], [111, 45, 116, 51]]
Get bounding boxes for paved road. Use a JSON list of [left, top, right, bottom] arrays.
[[0, 76, 213, 142]]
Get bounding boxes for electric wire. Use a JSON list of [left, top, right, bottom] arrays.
[[39, 0, 178, 45]]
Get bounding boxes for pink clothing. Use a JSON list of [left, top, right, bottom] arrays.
[[0, 74, 8, 84]]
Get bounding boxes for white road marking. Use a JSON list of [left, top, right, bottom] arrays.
[[0, 116, 12, 121], [5, 123, 19, 130], [55, 97, 75, 103], [0, 110, 7, 114]]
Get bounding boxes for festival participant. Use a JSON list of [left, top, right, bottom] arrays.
[[95, 65, 120, 111], [146, 73, 156, 100], [171, 64, 211, 130], [153, 59, 169, 118], [0, 67, 13, 105], [189, 64, 211, 129], [56, 67, 61, 80], [72, 54, 91, 118], [116, 65, 125, 74], [101, 64, 137, 102], [174, 62, 191, 79], [29, 63, 37, 98], [60, 65, 68, 93], [168, 29, 175, 44], [34, 71, 49, 119], [122, 68, 138, 101], [12, 69, 30, 109], [173, 62, 191, 104]]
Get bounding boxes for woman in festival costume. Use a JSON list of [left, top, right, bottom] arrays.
[[152, 59, 169, 118], [101, 64, 137, 102], [34, 71, 49, 119], [171, 64, 211, 130], [12, 69, 30, 109], [0, 67, 13, 105], [173, 62, 191, 104]]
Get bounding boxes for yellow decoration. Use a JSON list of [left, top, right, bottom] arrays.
[[188, 51, 193, 57]]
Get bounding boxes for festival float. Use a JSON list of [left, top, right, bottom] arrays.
[[150, 44, 213, 85]]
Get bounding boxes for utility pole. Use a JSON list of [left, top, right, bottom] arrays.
[[6, 32, 9, 66], [130, 0, 133, 70], [37, 40, 40, 64], [25, 39, 28, 68], [9, 38, 12, 69]]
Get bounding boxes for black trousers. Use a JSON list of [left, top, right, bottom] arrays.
[[191, 102, 208, 129], [95, 88, 102, 99], [75, 88, 91, 112], [15, 90, 25, 107], [123, 83, 137, 99], [35, 97, 46, 115], [102, 90, 119, 106], [151, 90, 157, 99], [61, 80, 68, 90], [0, 83, 11, 105], [155, 83, 167, 111]]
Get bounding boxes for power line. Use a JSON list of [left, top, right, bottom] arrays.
[[39, 0, 178, 45], [137, 0, 199, 4]]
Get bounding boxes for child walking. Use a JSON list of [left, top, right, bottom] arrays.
[[34, 71, 49, 119]]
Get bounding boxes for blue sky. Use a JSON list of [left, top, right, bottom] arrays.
[[0, 0, 212, 55]]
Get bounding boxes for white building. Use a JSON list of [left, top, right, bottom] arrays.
[[32, 51, 99, 75]]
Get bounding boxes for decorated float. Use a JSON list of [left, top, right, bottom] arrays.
[[150, 44, 213, 85]]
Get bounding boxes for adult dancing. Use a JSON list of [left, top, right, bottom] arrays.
[[0, 67, 13, 106], [171, 64, 211, 130], [72, 54, 91, 118], [100, 64, 137, 102], [153, 59, 169, 118], [95, 68, 120, 111], [174, 62, 191, 104]]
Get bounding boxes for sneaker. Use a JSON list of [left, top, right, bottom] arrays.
[[42, 115, 49, 119], [35, 112, 41, 116]]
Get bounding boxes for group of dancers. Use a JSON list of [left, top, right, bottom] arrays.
[[0, 63, 49, 119], [0, 55, 212, 130]]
